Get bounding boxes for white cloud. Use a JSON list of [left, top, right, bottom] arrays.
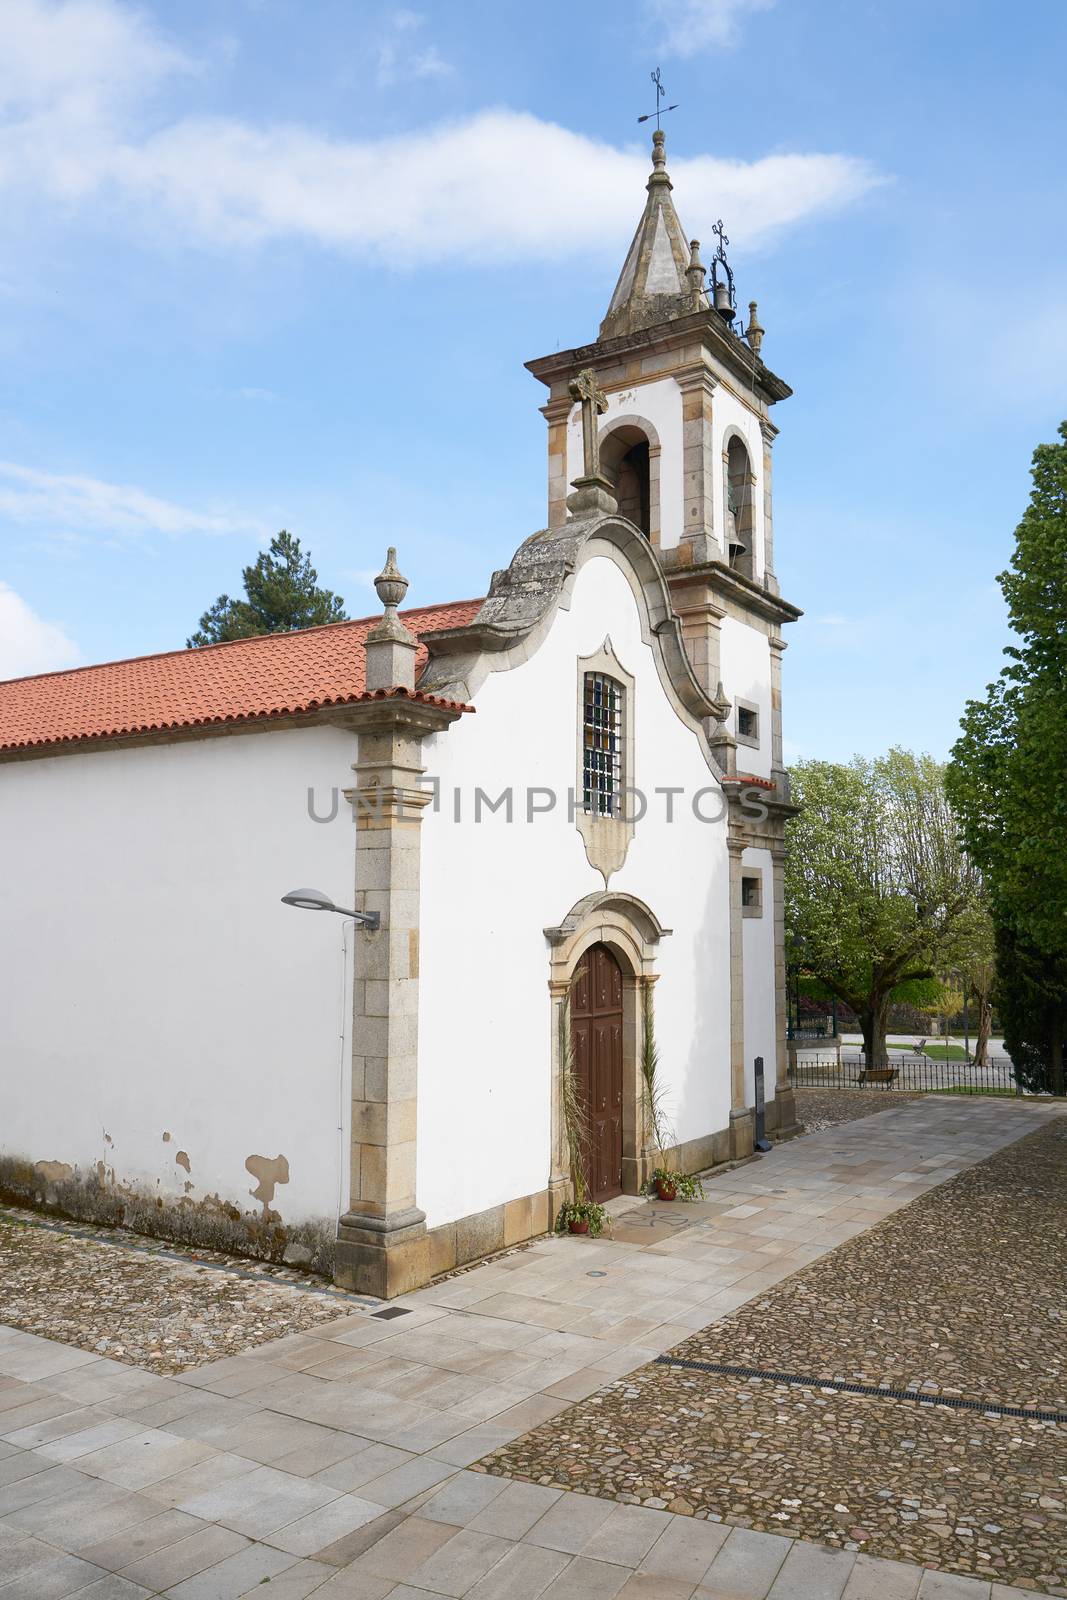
[[0, 1, 877, 265], [649, 0, 776, 55], [0, 461, 265, 540], [0, 583, 81, 678], [233, 386, 278, 402], [376, 9, 454, 89]]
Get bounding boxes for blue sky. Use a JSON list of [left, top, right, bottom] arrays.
[[1, 0, 1064, 762]]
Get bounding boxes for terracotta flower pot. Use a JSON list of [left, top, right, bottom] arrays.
[[568, 1218, 590, 1235], [655, 1176, 678, 1201]]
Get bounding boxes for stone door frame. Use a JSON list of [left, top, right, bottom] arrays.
[[544, 891, 669, 1212]]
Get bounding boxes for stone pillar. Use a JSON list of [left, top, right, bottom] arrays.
[[769, 636, 787, 790], [770, 844, 798, 1139], [337, 723, 431, 1298], [622, 973, 656, 1195], [727, 835, 754, 1158], [542, 397, 572, 530], [760, 419, 779, 594], [334, 550, 460, 1299], [547, 979, 571, 1223], [675, 367, 718, 563]]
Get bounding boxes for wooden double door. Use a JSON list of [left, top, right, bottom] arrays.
[[570, 943, 624, 1201]]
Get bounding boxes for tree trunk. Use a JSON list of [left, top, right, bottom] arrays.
[[860, 994, 891, 1069], [972, 995, 992, 1067]]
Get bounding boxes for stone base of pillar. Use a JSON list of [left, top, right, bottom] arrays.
[[334, 1209, 430, 1300], [547, 1176, 571, 1228], [621, 1154, 653, 1196], [772, 1086, 801, 1141], [729, 1106, 756, 1161]]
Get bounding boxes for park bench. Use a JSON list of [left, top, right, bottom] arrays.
[[857, 1066, 899, 1086]]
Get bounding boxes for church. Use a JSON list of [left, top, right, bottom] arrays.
[[0, 131, 802, 1298]]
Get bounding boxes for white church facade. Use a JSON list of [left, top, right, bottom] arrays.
[[0, 133, 802, 1297]]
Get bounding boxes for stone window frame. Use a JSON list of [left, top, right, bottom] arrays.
[[735, 697, 760, 750], [575, 638, 635, 886], [741, 868, 764, 918]]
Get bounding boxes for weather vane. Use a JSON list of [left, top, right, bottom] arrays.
[[637, 68, 678, 128]]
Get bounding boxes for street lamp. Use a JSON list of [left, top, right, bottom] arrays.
[[281, 887, 380, 930]]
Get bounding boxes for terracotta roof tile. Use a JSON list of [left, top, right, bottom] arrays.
[[0, 599, 483, 755]]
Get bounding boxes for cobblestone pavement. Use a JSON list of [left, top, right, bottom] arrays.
[[482, 1118, 1067, 1593], [795, 1086, 920, 1131], [0, 1210, 363, 1374], [0, 1097, 1061, 1599]]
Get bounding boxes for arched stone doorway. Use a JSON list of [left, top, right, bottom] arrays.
[[570, 943, 624, 1201], [545, 891, 670, 1217]]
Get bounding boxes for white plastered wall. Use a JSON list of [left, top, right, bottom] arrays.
[[719, 617, 772, 781], [417, 551, 734, 1231], [0, 724, 358, 1226]]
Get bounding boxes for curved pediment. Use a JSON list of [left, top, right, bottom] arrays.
[[418, 510, 729, 745]]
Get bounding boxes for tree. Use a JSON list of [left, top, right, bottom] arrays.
[[785, 750, 982, 1067], [188, 531, 347, 647], [946, 422, 1067, 1093]]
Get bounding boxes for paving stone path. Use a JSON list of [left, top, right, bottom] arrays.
[[483, 1120, 1067, 1589], [0, 1097, 1062, 1599]]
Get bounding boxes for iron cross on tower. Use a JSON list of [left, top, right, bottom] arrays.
[[637, 68, 678, 128]]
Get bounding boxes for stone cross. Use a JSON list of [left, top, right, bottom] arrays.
[[569, 367, 609, 482]]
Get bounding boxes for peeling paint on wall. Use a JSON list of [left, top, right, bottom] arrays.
[[162, 1131, 172, 1143], [0, 1151, 336, 1277], [34, 1160, 73, 1185], [245, 1153, 290, 1211], [175, 1151, 191, 1174]]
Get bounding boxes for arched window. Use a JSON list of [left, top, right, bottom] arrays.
[[601, 424, 653, 540], [582, 672, 624, 816], [725, 435, 756, 579]]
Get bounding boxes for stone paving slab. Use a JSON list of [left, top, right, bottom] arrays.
[[0, 1098, 1062, 1599], [480, 1119, 1067, 1592]]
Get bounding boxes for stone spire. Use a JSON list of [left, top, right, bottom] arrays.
[[599, 129, 708, 341]]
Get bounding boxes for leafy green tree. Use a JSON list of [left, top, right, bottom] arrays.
[[946, 422, 1067, 1093], [785, 750, 982, 1066], [188, 531, 347, 647]]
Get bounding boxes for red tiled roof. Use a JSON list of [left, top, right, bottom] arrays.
[[736, 773, 776, 790], [0, 599, 483, 755]]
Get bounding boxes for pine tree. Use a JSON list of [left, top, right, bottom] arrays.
[[187, 531, 347, 647]]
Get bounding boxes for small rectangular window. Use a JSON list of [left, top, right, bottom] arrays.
[[735, 699, 760, 748], [583, 672, 623, 816], [741, 874, 763, 916]]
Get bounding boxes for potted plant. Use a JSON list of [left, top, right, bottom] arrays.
[[555, 1197, 608, 1237], [641, 986, 705, 1204], [647, 1166, 704, 1202]]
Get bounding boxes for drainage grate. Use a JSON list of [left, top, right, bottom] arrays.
[[371, 1306, 412, 1320], [653, 1356, 1067, 1425]]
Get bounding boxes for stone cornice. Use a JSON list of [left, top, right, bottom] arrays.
[[526, 309, 792, 407], [664, 559, 803, 627]]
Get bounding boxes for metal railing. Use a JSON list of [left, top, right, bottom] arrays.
[[788, 1050, 1021, 1096]]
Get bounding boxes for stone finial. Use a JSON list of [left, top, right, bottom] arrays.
[[651, 127, 667, 174], [687, 239, 706, 297], [365, 546, 418, 693], [745, 300, 765, 356], [374, 546, 409, 612]]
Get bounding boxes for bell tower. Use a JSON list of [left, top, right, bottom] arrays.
[[526, 127, 803, 1155], [525, 127, 801, 791]]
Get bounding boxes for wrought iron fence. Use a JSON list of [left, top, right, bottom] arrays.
[[788, 1050, 1021, 1096]]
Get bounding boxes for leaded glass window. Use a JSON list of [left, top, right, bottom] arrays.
[[583, 672, 623, 816]]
